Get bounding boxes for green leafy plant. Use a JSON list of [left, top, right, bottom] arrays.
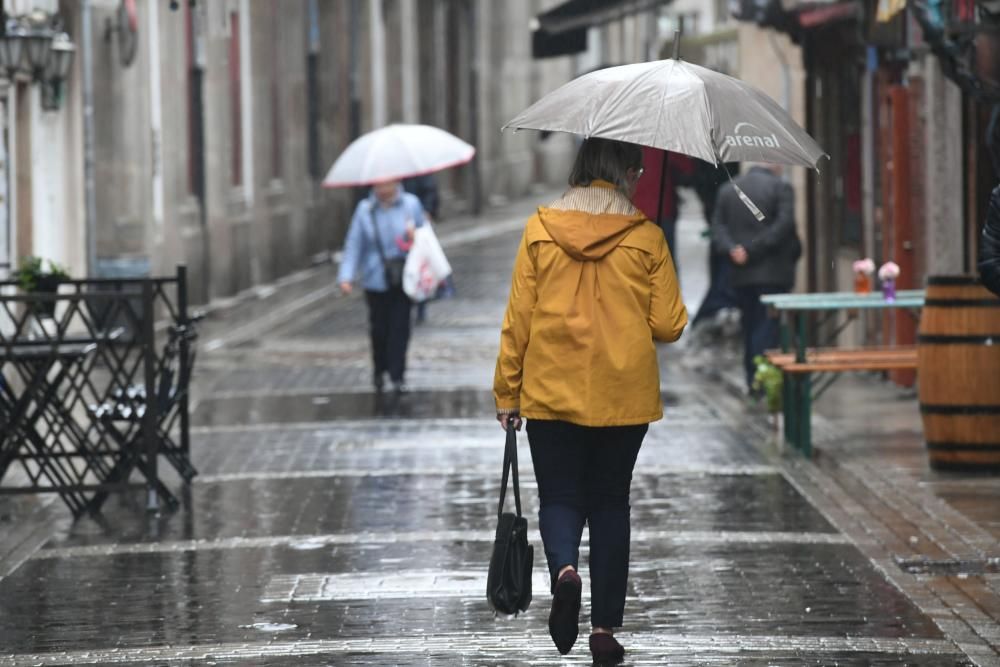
[[14, 256, 69, 293], [752, 355, 783, 413]]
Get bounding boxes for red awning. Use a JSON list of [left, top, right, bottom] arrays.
[[797, 1, 859, 28]]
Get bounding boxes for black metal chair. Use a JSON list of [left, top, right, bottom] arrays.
[[87, 318, 201, 513]]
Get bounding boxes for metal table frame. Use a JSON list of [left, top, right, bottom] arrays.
[[761, 290, 925, 456]]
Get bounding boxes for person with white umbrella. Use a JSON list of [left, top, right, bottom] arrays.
[[337, 180, 425, 394], [328, 124, 475, 394]]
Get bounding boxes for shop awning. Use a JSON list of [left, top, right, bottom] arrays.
[[733, 0, 861, 32], [537, 0, 667, 34], [533, 25, 589, 59], [532, 0, 668, 58]]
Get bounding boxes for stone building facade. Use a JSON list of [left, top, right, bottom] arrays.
[[2, 0, 582, 305]]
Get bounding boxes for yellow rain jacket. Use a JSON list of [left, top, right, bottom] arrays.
[[494, 181, 688, 427]]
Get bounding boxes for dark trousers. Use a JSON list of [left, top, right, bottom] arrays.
[[526, 419, 647, 628], [735, 285, 784, 391], [692, 252, 738, 326], [365, 287, 412, 384]]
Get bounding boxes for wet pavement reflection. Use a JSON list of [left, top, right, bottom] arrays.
[[0, 214, 988, 665], [193, 388, 500, 425], [37, 470, 834, 548], [0, 540, 946, 653]]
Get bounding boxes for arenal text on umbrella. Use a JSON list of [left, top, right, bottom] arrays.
[[724, 122, 781, 149]]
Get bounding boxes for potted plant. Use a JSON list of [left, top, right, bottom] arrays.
[[13, 256, 70, 318], [878, 261, 900, 302], [852, 258, 875, 293], [752, 355, 783, 415]]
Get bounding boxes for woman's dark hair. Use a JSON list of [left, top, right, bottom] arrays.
[[568, 138, 643, 191]]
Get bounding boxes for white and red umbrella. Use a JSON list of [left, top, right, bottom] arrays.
[[322, 124, 476, 188]]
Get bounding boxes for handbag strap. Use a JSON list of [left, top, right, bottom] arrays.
[[367, 204, 393, 269], [497, 422, 523, 518]]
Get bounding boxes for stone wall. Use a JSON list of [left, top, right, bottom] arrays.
[[81, 0, 581, 304]]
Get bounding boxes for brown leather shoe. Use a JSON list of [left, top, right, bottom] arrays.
[[589, 632, 625, 665], [548, 569, 582, 655]]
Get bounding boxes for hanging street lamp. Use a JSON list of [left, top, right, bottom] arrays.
[[0, 10, 76, 111], [41, 32, 74, 110]]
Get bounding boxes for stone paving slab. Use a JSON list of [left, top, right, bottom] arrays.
[[0, 540, 949, 654], [32, 470, 834, 549], [0, 638, 974, 666], [29, 529, 849, 560]]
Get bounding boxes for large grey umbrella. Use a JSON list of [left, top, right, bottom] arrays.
[[503, 57, 826, 220], [503, 58, 825, 169]]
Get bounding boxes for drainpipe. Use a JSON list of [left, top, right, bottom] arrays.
[[768, 32, 791, 119], [149, 0, 164, 243], [467, 0, 481, 214], [348, 0, 362, 207], [369, 0, 386, 128], [348, 0, 361, 141], [82, 0, 97, 275], [191, 0, 209, 301], [0, 6, 7, 278], [769, 27, 792, 182]]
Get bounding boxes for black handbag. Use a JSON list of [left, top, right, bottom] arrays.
[[369, 208, 406, 289], [486, 423, 533, 616]]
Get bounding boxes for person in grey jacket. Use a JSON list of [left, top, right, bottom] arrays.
[[711, 164, 800, 392], [982, 186, 1000, 297]]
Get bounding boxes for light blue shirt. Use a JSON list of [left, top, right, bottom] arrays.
[[337, 187, 426, 292]]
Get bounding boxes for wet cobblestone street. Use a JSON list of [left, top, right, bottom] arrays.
[[0, 198, 997, 665]]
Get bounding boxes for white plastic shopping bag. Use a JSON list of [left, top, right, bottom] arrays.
[[403, 223, 452, 301]]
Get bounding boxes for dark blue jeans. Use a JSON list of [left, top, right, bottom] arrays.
[[365, 287, 412, 384], [526, 419, 647, 628], [735, 285, 786, 391]]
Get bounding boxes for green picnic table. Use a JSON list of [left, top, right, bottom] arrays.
[[760, 289, 925, 456]]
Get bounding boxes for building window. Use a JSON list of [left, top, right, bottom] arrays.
[[229, 11, 243, 187]]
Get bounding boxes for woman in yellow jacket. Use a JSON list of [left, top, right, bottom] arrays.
[[494, 138, 687, 664]]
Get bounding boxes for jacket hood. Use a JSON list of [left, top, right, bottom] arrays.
[[537, 207, 647, 261]]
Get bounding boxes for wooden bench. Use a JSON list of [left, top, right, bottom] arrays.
[[765, 346, 918, 372], [763, 346, 918, 455]]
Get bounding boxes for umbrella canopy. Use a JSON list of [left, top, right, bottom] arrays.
[[503, 59, 826, 170], [322, 124, 476, 188]]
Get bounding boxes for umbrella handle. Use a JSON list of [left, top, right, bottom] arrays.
[[716, 152, 766, 223]]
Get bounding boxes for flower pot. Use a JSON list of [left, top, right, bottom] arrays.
[[28, 275, 63, 318], [853, 273, 871, 294], [881, 278, 896, 303]]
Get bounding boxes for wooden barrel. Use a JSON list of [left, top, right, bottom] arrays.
[[918, 276, 1000, 471]]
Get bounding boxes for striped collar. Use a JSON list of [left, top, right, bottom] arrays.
[[549, 181, 641, 216]]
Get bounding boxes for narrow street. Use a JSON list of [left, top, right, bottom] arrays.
[[0, 195, 993, 666]]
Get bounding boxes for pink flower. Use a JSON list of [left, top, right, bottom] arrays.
[[852, 258, 875, 275], [878, 261, 900, 281]]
